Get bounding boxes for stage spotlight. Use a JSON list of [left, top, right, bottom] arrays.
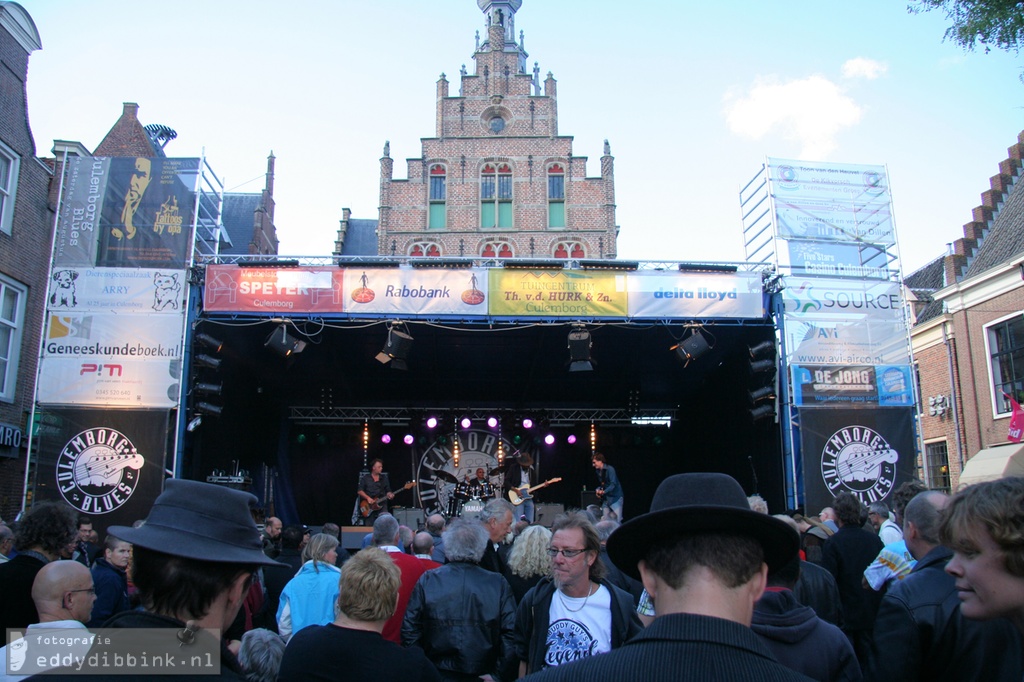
[[375, 323, 413, 370], [264, 324, 307, 357], [194, 382, 222, 396], [749, 358, 777, 377], [748, 386, 775, 404], [460, 417, 472, 429], [381, 434, 391, 444], [544, 434, 555, 445], [195, 354, 221, 370], [403, 434, 415, 445], [748, 340, 775, 359], [567, 434, 577, 444], [196, 333, 224, 352], [522, 418, 534, 429], [196, 402, 222, 417], [487, 416, 498, 428], [671, 329, 711, 367], [750, 404, 776, 422], [567, 325, 594, 372], [426, 416, 438, 429]]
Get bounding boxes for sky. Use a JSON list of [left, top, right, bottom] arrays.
[[18, 0, 1024, 275]]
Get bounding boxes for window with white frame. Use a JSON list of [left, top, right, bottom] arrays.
[[988, 314, 1024, 414], [548, 163, 565, 228], [481, 163, 512, 228], [925, 441, 951, 493], [428, 164, 446, 229], [0, 140, 21, 235], [0, 275, 27, 402]]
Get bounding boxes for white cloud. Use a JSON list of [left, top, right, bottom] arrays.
[[842, 57, 888, 80], [723, 75, 862, 159]]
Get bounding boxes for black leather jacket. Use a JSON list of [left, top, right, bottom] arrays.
[[402, 561, 517, 681], [866, 545, 1024, 681]]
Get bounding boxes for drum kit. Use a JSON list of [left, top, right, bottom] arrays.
[[438, 468, 503, 519]]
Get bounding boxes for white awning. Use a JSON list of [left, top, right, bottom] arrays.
[[957, 442, 1024, 490]]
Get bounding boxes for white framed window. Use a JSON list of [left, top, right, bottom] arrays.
[[0, 274, 27, 402], [0, 140, 21, 236], [986, 312, 1024, 416]]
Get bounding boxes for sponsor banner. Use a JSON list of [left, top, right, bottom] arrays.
[[625, 271, 764, 319], [32, 408, 167, 530], [800, 407, 917, 513], [204, 265, 343, 313], [95, 157, 200, 268], [52, 156, 111, 266], [342, 268, 488, 315], [786, 240, 891, 280], [44, 313, 184, 359], [792, 364, 914, 406], [768, 158, 895, 246], [488, 270, 628, 317], [782, 277, 904, 319], [36, 358, 181, 408], [46, 268, 187, 314], [784, 316, 911, 368]]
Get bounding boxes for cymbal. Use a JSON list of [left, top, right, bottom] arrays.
[[487, 462, 511, 476], [433, 469, 459, 484]]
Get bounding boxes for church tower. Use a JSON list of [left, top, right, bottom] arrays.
[[376, 1, 618, 260]]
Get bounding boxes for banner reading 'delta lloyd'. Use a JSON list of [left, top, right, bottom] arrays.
[[203, 265, 765, 319], [799, 407, 916, 514], [52, 156, 200, 269], [32, 408, 167, 529]]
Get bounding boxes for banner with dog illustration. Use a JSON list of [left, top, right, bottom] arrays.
[[32, 407, 168, 537], [52, 156, 200, 269], [46, 268, 187, 314]]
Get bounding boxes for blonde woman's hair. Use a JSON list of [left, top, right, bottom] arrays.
[[338, 548, 401, 622], [302, 532, 339, 573], [507, 524, 552, 579]]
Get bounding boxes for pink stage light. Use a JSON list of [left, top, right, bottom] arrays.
[[461, 417, 472, 429], [567, 435, 577, 444], [487, 417, 498, 428], [426, 417, 438, 429], [544, 434, 555, 445], [522, 418, 534, 429], [403, 434, 415, 445], [381, 434, 391, 444]]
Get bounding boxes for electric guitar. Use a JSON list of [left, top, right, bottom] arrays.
[[508, 478, 562, 506], [359, 481, 416, 517]]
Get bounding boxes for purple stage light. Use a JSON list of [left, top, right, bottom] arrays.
[[461, 417, 472, 429], [567, 435, 577, 444], [381, 434, 391, 444], [487, 417, 498, 428], [544, 434, 555, 445], [404, 434, 414, 445], [426, 417, 438, 429], [522, 418, 534, 429]]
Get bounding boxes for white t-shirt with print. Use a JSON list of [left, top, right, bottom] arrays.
[[543, 584, 612, 668]]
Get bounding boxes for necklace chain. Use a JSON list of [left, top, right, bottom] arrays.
[[558, 582, 596, 613]]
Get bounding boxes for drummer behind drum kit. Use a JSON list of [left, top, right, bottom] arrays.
[[437, 470, 498, 520]]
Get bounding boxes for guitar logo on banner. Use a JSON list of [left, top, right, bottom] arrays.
[[57, 427, 144, 515], [820, 424, 897, 504]]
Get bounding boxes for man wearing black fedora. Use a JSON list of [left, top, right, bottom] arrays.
[[522, 472, 812, 681], [40, 479, 285, 680]]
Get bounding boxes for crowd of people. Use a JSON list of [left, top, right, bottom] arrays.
[[1, 470, 1024, 681]]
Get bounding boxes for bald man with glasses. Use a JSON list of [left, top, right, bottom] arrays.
[[514, 511, 641, 676]]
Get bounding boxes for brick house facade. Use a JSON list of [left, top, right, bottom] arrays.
[[908, 131, 1024, 490], [0, 2, 51, 520], [373, 0, 618, 260]]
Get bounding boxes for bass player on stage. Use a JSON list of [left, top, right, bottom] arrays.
[[504, 453, 536, 523], [592, 452, 623, 521], [358, 459, 394, 524]]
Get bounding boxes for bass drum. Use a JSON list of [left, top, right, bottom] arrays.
[[461, 497, 485, 520]]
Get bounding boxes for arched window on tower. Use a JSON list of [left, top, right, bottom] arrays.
[[548, 163, 565, 228], [429, 164, 447, 229], [481, 163, 513, 229]]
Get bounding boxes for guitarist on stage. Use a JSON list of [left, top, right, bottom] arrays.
[[504, 453, 536, 523], [592, 452, 623, 521], [358, 459, 394, 524]]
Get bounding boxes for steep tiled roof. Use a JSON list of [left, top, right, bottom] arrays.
[[338, 219, 379, 256], [220, 193, 262, 255], [963, 169, 1024, 277]]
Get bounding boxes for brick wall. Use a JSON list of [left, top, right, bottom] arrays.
[[0, 16, 54, 520]]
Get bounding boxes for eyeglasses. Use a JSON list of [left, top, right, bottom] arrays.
[[547, 548, 586, 558], [67, 588, 96, 596]]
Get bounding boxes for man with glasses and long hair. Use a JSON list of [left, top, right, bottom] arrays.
[[513, 511, 641, 676]]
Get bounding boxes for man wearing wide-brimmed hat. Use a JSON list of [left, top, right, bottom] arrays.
[[522, 472, 812, 681], [55, 479, 285, 680]]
